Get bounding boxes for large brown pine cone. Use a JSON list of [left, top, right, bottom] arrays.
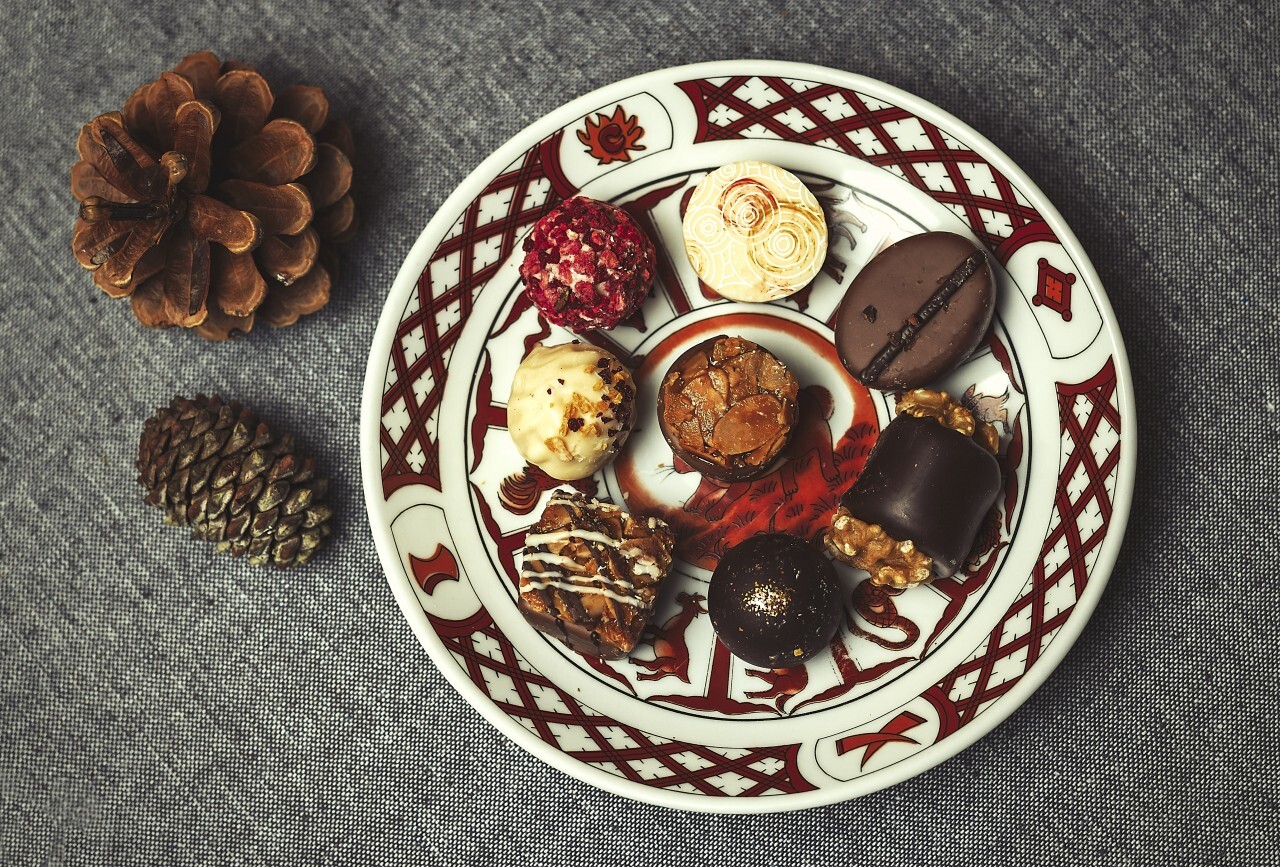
[[71, 51, 357, 340], [137, 394, 333, 567]]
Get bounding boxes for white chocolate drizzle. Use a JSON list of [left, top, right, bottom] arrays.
[[519, 492, 672, 611]]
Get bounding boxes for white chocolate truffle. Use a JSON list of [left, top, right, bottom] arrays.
[[507, 342, 636, 481], [682, 160, 828, 302]]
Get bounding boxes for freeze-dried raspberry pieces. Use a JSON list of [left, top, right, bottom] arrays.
[[519, 196, 656, 332]]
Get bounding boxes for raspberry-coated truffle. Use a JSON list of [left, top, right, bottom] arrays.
[[519, 196, 656, 333]]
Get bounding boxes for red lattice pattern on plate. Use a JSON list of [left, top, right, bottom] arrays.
[[423, 358, 1119, 793], [426, 609, 816, 797], [380, 132, 577, 496], [676, 76, 1060, 263], [925, 358, 1121, 737]]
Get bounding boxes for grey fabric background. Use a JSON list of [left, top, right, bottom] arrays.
[[1, 0, 1276, 864]]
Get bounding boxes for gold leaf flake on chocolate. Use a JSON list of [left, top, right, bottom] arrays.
[[682, 160, 827, 302]]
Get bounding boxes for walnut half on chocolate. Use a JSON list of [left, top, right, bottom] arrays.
[[657, 335, 799, 482]]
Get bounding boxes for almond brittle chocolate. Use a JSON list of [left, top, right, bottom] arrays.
[[657, 335, 799, 482], [518, 491, 675, 660]]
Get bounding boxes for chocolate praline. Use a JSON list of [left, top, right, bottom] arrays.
[[840, 413, 1001, 578], [835, 231, 995, 390], [709, 534, 842, 668], [657, 335, 798, 483]]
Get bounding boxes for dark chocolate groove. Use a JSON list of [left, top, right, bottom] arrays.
[[856, 250, 987, 385]]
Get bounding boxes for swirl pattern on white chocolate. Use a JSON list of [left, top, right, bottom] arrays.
[[682, 161, 828, 302]]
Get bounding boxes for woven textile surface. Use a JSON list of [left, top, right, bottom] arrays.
[[1, 1, 1276, 864]]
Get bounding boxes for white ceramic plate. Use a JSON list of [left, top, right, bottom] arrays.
[[360, 61, 1136, 813]]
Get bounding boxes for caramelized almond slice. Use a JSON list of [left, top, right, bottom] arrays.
[[225, 118, 316, 185], [711, 336, 749, 363], [213, 68, 274, 144], [705, 366, 730, 402], [710, 394, 785, 455], [662, 391, 695, 429], [724, 350, 764, 404], [746, 429, 790, 466], [680, 350, 709, 378], [145, 72, 196, 152], [188, 195, 262, 253], [173, 51, 221, 100], [255, 226, 318, 285], [219, 180, 312, 236], [675, 416, 704, 451], [302, 143, 352, 209], [758, 352, 796, 396], [687, 374, 727, 441], [273, 85, 329, 133]]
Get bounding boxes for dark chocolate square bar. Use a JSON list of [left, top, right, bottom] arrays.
[[518, 491, 675, 660]]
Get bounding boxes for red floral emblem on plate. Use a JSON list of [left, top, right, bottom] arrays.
[[577, 105, 646, 165]]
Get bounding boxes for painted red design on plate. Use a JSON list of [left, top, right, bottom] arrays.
[[926, 357, 1121, 738], [632, 591, 707, 683], [677, 76, 1054, 262], [372, 70, 1128, 803], [578, 105, 647, 165], [851, 582, 919, 651], [837, 711, 927, 770], [1034, 257, 1076, 321], [616, 313, 880, 571], [410, 545, 461, 595], [428, 601, 817, 796], [380, 132, 577, 497]]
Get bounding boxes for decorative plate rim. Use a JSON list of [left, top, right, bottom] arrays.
[[360, 60, 1137, 813]]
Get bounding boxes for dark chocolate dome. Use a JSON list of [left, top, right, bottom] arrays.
[[708, 533, 842, 668]]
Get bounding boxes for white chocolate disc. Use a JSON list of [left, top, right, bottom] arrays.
[[682, 160, 828, 302]]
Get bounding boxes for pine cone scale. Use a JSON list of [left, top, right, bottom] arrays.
[[225, 118, 316, 186], [172, 100, 218, 193], [273, 85, 329, 133], [212, 69, 274, 145], [146, 73, 195, 151], [220, 180, 312, 236]]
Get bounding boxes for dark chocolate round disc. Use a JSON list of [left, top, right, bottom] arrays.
[[708, 533, 842, 668], [835, 232, 995, 390]]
